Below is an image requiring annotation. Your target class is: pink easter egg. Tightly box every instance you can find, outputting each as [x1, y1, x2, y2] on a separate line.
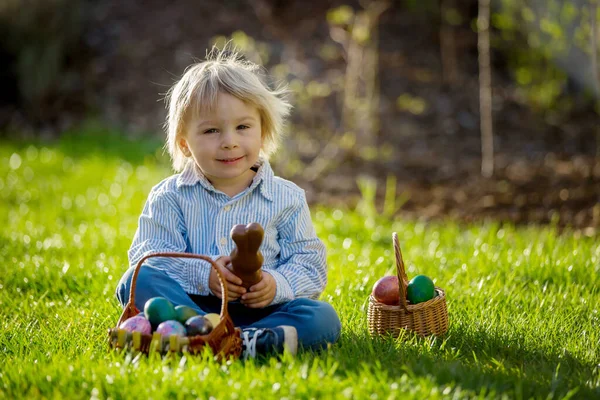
[155, 320, 186, 337]
[119, 315, 152, 335]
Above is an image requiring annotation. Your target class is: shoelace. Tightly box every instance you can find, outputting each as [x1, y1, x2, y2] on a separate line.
[241, 328, 264, 360]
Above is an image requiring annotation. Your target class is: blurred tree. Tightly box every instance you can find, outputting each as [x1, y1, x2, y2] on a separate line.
[479, 0, 494, 177]
[305, 0, 390, 180]
[490, 0, 599, 113]
[339, 0, 389, 155]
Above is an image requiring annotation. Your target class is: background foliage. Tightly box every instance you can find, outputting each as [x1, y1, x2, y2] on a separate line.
[1, 0, 598, 137]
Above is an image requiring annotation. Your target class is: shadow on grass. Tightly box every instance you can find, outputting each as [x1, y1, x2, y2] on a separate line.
[331, 323, 598, 399]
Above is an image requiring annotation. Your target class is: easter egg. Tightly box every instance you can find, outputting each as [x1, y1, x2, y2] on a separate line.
[203, 313, 221, 328]
[119, 315, 152, 335]
[372, 275, 400, 305]
[406, 275, 435, 304]
[174, 305, 198, 324]
[155, 320, 186, 337]
[184, 315, 213, 336]
[144, 297, 176, 327]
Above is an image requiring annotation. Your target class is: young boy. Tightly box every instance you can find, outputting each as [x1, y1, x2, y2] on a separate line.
[115, 48, 341, 359]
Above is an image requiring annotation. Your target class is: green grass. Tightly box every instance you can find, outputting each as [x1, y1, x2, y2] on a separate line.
[1, 130, 599, 399]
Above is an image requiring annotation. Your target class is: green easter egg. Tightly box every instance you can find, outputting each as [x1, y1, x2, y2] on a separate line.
[174, 305, 199, 324]
[406, 275, 435, 304]
[144, 297, 176, 326]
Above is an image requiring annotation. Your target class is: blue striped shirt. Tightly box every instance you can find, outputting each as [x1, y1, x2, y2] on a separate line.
[128, 159, 327, 305]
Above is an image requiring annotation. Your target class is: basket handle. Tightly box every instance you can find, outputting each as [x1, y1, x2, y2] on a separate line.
[393, 232, 410, 311]
[117, 252, 230, 326]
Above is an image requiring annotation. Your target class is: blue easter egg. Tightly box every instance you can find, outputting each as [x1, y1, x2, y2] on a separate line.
[155, 320, 186, 337]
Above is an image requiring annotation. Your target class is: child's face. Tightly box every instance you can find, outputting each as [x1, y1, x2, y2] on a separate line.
[180, 92, 263, 195]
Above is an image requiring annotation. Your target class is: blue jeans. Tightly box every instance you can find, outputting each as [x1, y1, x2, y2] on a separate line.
[115, 265, 341, 351]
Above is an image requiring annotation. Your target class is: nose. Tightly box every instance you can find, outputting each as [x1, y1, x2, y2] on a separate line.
[220, 129, 238, 149]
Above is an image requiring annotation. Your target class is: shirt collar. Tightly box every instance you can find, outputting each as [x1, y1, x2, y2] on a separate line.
[176, 159, 274, 201]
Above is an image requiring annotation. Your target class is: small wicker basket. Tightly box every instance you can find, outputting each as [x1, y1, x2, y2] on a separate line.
[108, 252, 242, 360]
[367, 233, 448, 338]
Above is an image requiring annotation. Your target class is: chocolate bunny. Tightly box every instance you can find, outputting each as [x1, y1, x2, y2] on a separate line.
[229, 222, 264, 288]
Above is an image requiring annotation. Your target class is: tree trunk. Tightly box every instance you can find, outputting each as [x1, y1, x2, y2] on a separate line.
[341, 0, 389, 154]
[478, 0, 494, 177]
[305, 0, 389, 180]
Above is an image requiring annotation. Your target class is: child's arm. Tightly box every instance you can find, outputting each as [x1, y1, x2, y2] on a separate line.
[128, 188, 224, 296]
[262, 191, 327, 305]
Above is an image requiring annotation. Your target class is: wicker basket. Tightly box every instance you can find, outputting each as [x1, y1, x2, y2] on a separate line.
[108, 252, 242, 360]
[367, 233, 449, 338]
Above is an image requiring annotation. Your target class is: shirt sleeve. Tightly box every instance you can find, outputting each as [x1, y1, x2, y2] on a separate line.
[127, 188, 218, 296]
[265, 191, 327, 305]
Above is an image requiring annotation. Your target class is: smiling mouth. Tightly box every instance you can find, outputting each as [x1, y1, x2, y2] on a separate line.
[217, 156, 244, 163]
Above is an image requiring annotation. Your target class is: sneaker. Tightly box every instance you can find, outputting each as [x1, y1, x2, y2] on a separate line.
[241, 326, 298, 360]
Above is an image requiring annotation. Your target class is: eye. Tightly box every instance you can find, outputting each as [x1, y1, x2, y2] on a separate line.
[203, 128, 218, 134]
[237, 125, 250, 130]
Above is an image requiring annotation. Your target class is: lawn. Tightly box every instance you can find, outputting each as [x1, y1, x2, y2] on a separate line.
[1, 128, 599, 399]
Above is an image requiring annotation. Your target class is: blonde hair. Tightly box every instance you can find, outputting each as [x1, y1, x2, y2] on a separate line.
[164, 47, 292, 172]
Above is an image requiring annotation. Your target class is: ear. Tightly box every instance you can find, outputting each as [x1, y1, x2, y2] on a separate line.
[179, 138, 191, 157]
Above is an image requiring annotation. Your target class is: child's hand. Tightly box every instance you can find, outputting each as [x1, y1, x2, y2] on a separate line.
[209, 256, 247, 302]
[241, 271, 276, 308]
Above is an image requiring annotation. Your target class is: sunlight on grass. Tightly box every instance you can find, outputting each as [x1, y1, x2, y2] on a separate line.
[0, 136, 599, 399]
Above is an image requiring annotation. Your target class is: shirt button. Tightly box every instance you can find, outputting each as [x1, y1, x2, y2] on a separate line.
[224, 205, 231, 211]
[220, 237, 227, 245]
